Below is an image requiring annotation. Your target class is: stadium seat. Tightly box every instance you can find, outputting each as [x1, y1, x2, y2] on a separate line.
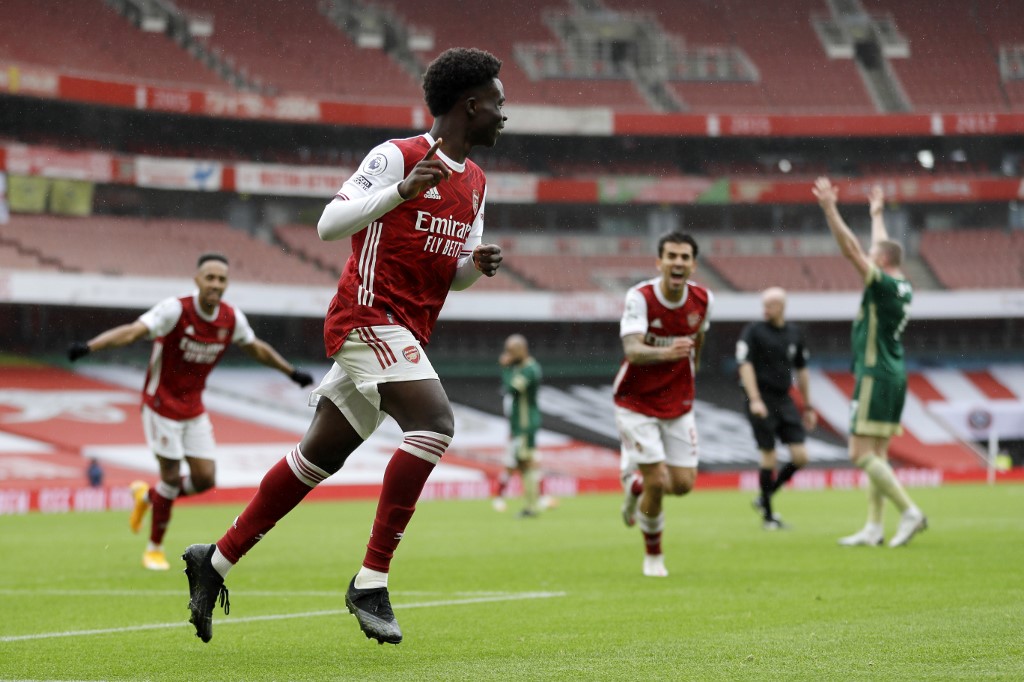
[173, 0, 423, 100]
[861, 0, 1008, 111]
[2, 215, 335, 285]
[920, 229, 1024, 289]
[0, 0, 226, 89]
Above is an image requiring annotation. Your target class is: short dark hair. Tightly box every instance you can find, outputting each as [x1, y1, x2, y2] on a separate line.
[197, 252, 229, 268]
[657, 232, 699, 259]
[422, 48, 502, 117]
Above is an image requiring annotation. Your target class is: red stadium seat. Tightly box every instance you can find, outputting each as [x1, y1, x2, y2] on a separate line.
[920, 229, 1024, 289]
[0, 0, 226, 89]
[861, 0, 1008, 111]
[2, 215, 336, 285]
[174, 0, 423, 100]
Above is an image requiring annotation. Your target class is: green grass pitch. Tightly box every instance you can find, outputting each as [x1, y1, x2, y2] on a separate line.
[2, 484, 1022, 681]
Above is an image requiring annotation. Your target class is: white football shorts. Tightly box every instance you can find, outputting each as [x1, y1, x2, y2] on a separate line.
[141, 405, 216, 461]
[312, 325, 439, 440]
[615, 405, 699, 471]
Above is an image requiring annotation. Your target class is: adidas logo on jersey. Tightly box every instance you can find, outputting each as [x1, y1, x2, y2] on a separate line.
[650, 318, 664, 329]
[423, 186, 442, 200]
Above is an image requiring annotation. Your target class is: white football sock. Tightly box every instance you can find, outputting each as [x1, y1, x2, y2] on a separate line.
[355, 566, 389, 590]
[211, 546, 234, 578]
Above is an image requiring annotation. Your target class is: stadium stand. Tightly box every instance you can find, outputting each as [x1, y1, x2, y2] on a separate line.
[274, 223, 350, 274]
[720, 0, 875, 112]
[0, 0, 225, 89]
[493, 249, 728, 293]
[504, 253, 594, 292]
[707, 254, 864, 292]
[173, 0, 423, 101]
[973, 0, 1024, 111]
[919, 228, 1024, 290]
[2, 215, 336, 285]
[394, 0, 654, 110]
[602, 0, 768, 112]
[3, 0, 1021, 115]
[0, 242, 59, 271]
[861, 0, 1007, 111]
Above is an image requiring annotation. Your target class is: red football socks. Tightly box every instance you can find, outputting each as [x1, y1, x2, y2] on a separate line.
[362, 448, 440, 573]
[216, 447, 327, 564]
[149, 483, 176, 545]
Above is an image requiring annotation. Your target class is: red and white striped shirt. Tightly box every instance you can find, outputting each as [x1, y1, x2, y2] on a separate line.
[321, 133, 487, 356]
[613, 278, 713, 419]
[138, 294, 255, 420]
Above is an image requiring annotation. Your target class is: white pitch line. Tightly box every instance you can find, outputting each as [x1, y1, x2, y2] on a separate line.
[0, 589, 527, 598]
[0, 591, 566, 643]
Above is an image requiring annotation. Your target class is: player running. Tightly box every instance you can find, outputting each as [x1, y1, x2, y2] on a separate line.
[68, 252, 313, 570]
[616, 232, 712, 577]
[181, 47, 506, 646]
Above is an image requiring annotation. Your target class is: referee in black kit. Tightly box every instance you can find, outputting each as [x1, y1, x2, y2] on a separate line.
[736, 287, 817, 530]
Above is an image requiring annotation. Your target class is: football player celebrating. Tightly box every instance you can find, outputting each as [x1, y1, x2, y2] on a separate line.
[68, 252, 313, 571]
[182, 47, 506, 646]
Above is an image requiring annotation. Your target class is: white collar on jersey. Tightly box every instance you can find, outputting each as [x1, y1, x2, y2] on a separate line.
[422, 133, 465, 173]
[192, 290, 220, 321]
[649, 277, 690, 310]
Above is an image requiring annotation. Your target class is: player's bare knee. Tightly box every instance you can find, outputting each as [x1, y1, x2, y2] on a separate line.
[670, 481, 694, 496]
[429, 410, 455, 438]
[299, 442, 347, 475]
[403, 407, 454, 438]
[191, 472, 216, 492]
[643, 475, 668, 497]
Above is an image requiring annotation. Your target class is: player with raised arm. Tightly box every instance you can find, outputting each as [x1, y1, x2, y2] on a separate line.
[181, 47, 506, 645]
[812, 179, 926, 548]
[616, 232, 712, 577]
[67, 253, 313, 570]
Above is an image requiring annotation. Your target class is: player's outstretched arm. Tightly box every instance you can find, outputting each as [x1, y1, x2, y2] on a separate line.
[68, 320, 149, 361]
[813, 177, 871, 279]
[868, 184, 890, 245]
[239, 339, 314, 387]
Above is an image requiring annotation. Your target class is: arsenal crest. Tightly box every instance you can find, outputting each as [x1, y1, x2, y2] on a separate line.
[472, 189, 480, 214]
[687, 313, 702, 328]
[402, 345, 421, 364]
[217, 328, 229, 341]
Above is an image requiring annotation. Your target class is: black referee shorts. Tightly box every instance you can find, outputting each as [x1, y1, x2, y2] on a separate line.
[746, 393, 806, 451]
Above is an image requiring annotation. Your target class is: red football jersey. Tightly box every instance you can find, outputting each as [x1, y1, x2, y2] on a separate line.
[323, 134, 486, 356]
[613, 279, 713, 419]
[142, 295, 237, 420]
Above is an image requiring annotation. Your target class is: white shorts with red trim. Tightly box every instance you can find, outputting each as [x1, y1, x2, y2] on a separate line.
[141, 405, 216, 461]
[615, 406, 699, 471]
[311, 325, 439, 440]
